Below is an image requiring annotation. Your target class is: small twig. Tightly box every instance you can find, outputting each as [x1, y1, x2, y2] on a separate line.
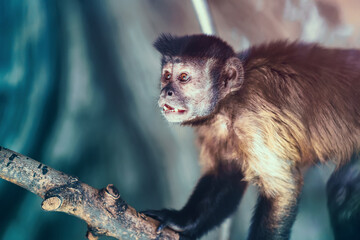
[0, 146, 180, 240]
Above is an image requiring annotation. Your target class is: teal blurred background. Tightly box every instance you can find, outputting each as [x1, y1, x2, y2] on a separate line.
[1, 0, 360, 239]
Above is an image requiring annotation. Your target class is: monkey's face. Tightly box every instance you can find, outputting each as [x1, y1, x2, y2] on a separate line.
[158, 59, 216, 123]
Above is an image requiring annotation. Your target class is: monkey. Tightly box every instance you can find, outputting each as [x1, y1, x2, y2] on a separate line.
[327, 154, 360, 240]
[142, 34, 360, 240]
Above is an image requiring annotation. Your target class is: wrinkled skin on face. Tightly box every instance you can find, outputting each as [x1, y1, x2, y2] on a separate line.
[158, 57, 217, 123]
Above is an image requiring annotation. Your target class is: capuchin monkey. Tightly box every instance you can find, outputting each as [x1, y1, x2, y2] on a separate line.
[142, 34, 360, 240]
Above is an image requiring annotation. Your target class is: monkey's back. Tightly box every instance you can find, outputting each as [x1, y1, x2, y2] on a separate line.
[239, 41, 360, 166]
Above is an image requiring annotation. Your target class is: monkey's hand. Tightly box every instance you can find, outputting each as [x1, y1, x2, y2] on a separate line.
[141, 168, 247, 239]
[141, 209, 194, 239]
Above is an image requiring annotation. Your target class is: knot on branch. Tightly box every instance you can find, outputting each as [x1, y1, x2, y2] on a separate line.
[105, 184, 120, 199]
[41, 179, 83, 213]
[100, 184, 128, 217]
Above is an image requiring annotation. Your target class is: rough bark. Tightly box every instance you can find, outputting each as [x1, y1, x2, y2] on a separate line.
[0, 146, 180, 240]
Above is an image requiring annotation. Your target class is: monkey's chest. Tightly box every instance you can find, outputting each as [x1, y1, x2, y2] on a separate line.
[196, 113, 297, 196]
[196, 116, 242, 170]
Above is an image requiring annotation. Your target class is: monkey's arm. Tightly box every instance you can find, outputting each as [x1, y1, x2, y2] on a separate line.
[142, 166, 247, 239]
[248, 173, 302, 240]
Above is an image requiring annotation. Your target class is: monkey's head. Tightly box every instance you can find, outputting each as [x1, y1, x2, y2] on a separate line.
[154, 34, 244, 124]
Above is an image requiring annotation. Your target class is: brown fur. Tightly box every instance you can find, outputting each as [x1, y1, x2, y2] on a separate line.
[193, 41, 360, 197]
[153, 35, 360, 238]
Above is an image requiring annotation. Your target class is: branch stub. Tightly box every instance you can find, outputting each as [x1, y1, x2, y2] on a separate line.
[105, 184, 120, 199]
[41, 196, 62, 211]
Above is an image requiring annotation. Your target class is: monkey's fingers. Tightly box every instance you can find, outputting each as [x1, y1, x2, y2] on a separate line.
[140, 210, 167, 222]
[141, 209, 187, 234]
[141, 210, 172, 234]
[156, 222, 168, 234]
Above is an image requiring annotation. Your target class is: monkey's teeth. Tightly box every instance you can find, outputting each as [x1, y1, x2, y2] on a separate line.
[163, 104, 185, 113]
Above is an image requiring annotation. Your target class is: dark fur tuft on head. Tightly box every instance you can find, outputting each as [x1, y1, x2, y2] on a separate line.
[154, 34, 235, 60]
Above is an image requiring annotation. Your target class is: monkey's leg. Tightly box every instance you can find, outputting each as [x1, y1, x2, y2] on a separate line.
[327, 154, 360, 240]
[142, 166, 247, 239]
[248, 178, 302, 240]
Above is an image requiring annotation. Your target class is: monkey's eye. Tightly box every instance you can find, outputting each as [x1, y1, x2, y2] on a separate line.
[164, 71, 172, 80]
[179, 73, 190, 82]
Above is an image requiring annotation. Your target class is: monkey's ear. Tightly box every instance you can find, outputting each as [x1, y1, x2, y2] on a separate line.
[223, 57, 244, 93]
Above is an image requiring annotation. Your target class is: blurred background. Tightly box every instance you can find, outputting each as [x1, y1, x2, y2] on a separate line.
[1, 0, 360, 239]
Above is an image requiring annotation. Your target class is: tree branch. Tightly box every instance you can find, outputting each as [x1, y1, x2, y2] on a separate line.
[0, 146, 180, 240]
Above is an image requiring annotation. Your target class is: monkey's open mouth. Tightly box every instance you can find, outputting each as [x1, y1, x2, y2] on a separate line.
[163, 104, 186, 114]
